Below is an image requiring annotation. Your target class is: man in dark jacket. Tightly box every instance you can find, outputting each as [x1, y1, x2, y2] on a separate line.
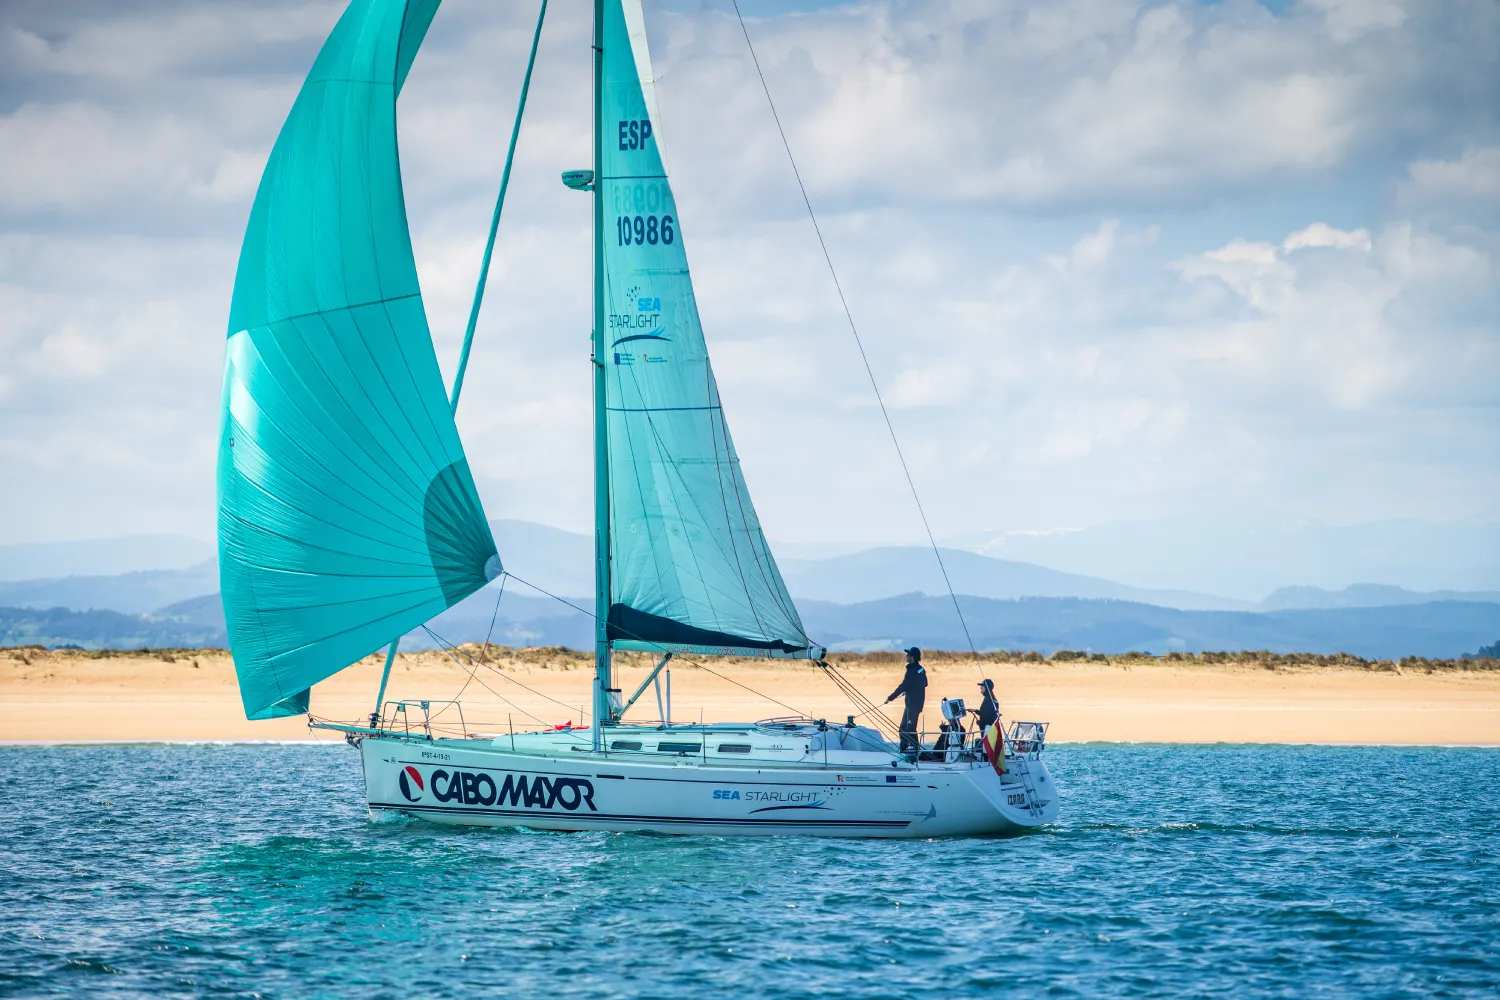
[885, 646, 928, 755]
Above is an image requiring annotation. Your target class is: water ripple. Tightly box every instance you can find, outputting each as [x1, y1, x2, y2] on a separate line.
[0, 743, 1496, 998]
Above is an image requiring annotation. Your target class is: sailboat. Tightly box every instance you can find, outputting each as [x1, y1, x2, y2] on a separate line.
[218, 0, 1059, 836]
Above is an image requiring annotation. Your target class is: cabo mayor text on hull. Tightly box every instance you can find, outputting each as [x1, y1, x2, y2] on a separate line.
[215, 0, 1059, 838]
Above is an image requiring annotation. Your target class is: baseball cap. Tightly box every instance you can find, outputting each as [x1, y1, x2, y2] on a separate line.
[904, 646, 921, 658]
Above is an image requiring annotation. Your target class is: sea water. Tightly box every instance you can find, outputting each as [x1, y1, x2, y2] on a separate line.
[1, 743, 1496, 999]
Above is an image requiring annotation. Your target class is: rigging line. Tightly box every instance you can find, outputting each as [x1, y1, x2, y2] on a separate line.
[500, 570, 809, 718]
[820, 661, 886, 721]
[815, 659, 897, 737]
[450, 0, 548, 410]
[480, 574, 508, 664]
[419, 623, 589, 724]
[673, 654, 807, 719]
[421, 631, 550, 730]
[624, 390, 807, 646]
[443, 575, 510, 709]
[422, 621, 585, 722]
[730, 1, 981, 665]
[703, 364, 812, 647]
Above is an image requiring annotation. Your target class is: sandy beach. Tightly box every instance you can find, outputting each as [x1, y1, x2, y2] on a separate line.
[2, 647, 1497, 744]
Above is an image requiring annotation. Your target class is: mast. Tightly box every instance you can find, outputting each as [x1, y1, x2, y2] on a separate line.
[590, 0, 612, 750]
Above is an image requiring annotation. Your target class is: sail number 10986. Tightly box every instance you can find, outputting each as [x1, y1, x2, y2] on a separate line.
[616, 214, 675, 246]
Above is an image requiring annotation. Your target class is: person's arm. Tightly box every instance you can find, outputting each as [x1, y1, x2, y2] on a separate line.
[885, 670, 911, 703]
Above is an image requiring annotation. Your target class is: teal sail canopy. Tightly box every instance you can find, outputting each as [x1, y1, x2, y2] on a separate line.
[219, 0, 498, 720]
[598, 0, 819, 659]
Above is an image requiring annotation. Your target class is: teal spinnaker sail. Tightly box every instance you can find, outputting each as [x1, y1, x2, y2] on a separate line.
[218, 0, 498, 719]
[599, 0, 818, 659]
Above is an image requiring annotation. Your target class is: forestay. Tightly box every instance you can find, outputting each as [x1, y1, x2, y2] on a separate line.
[218, 0, 498, 719]
[599, 0, 819, 659]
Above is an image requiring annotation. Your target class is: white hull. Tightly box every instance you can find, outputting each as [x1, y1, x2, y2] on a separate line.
[353, 723, 1058, 838]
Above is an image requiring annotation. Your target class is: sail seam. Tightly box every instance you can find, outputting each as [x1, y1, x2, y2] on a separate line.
[230, 329, 434, 523]
[706, 363, 812, 646]
[267, 590, 447, 663]
[605, 405, 720, 412]
[631, 392, 747, 630]
[235, 291, 421, 337]
[702, 364, 771, 642]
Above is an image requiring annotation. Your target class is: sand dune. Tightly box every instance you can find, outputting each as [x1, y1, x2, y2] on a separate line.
[2, 647, 1497, 745]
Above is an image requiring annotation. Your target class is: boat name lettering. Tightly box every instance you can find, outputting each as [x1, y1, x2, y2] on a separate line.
[429, 769, 597, 811]
[1007, 792, 1027, 807]
[420, 751, 450, 761]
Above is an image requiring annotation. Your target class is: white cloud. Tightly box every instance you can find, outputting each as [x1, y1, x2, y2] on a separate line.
[0, 0, 1495, 556]
[1402, 146, 1500, 208]
[1283, 222, 1372, 252]
[1304, 0, 1408, 44]
[646, 0, 1494, 211]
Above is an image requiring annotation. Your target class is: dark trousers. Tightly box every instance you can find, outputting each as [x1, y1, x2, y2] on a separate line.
[898, 697, 924, 754]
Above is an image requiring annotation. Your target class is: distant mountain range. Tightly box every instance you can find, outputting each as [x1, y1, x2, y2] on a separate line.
[946, 517, 1500, 599]
[3, 524, 1495, 616]
[780, 547, 1248, 610]
[0, 535, 213, 582]
[0, 599, 228, 650]
[1258, 583, 1500, 611]
[6, 591, 1497, 660]
[801, 595, 1500, 661]
[2, 521, 1497, 659]
[0, 561, 220, 615]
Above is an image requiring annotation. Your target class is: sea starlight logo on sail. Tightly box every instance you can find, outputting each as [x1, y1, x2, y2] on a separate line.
[610, 287, 670, 364]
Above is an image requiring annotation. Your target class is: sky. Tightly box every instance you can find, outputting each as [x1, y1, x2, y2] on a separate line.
[0, 0, 1496, 564]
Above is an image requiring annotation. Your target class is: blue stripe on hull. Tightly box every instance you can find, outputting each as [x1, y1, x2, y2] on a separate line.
[370, 801, 912, 829]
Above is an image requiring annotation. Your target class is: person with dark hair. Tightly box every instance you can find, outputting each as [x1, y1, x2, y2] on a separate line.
[919, 722, 955, 762]
[884, 646, 928, 755]
[976, 678, 1000, 731]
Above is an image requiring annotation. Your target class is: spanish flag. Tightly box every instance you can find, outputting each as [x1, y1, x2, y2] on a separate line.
[982, 718, 1007, 776]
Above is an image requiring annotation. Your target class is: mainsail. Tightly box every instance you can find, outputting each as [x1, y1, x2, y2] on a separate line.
[598, 0, 818, 658]
[219, 0, 498, 719]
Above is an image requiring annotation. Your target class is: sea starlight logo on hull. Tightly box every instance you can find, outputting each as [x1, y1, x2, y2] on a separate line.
[398, 765, 424, 802]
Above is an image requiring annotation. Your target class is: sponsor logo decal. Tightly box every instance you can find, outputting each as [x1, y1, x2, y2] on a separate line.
[423, 768, 598, 812]
[712, 788, 830, 812]
[398, 765, 424, 802]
